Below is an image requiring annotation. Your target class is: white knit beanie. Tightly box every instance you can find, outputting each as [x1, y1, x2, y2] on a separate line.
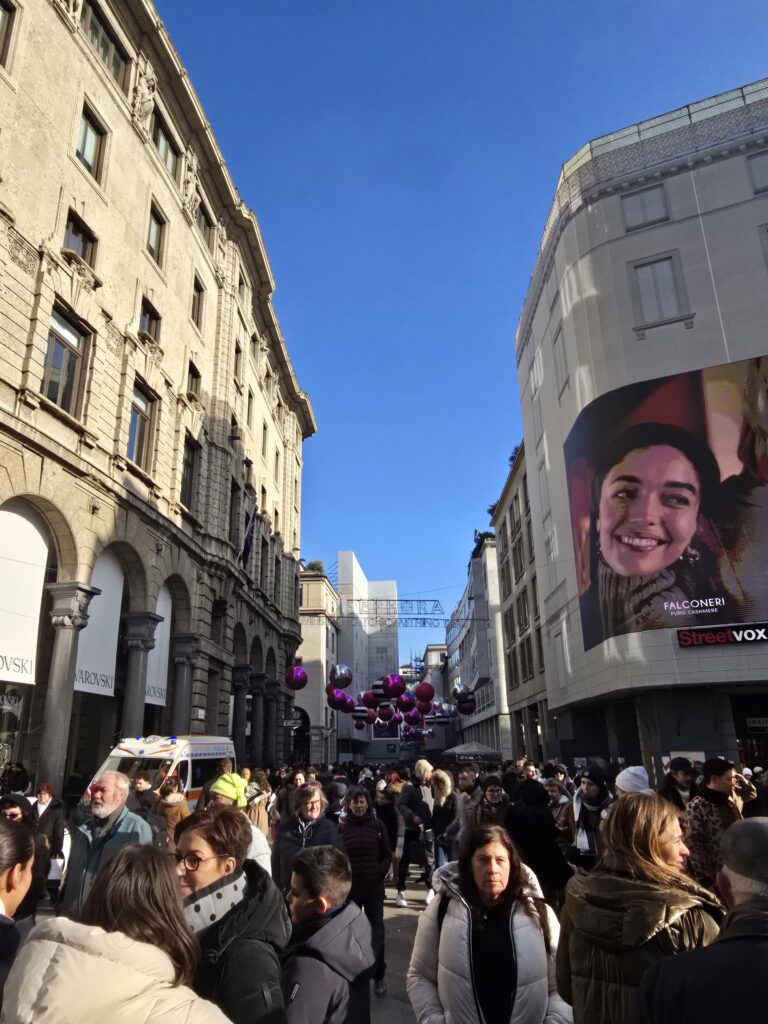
[615, 765, 654, 794]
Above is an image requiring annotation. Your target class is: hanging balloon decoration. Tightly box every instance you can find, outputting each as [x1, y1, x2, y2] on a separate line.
[354, 720, 366, 731]
[365, 709, 378, 725]
[392, 710, 404, 725]
[415, 681, 435, 703]
[333, 665, 353, 688]
[361, 691, 377, 710]
[416, 700, 433, 716]
[326, 682, 336, 697]
[342, 694, 356, 713]
[377, 702, 394, 722]
[396, 692, 416, 712]
[382, 673, 406, 699]
[371, 678, 387, 702]
[404, 708, 422, 727]
[457, 694, 477, 715]
[286, 666, 308, 690]
[352, 705, 369, 724]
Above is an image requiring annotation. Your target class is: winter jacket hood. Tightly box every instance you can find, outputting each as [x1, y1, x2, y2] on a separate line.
[564, 868, 721, 952]
[159, 792, 186, 807]
[200, 858, 290, 955]
[283, 902, 374, 984]
[2, 917, 229, 1023]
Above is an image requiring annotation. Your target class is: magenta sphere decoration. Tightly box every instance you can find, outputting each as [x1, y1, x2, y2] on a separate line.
[329, 688, 347, 710]
[404, 708, 422, 726]
[325, 682, 336, 697]
[392, 710, 403, 725]
[354, 720, 366, 731]
[342, 695, 355, 713]
[382, 673, 406, 699]
[286, 666, 308, 691]
[415, 681, 435, 703]
[365, 708, 378, 725]
[333, 664, 353, 688]
[361, 691, 377, 710]
[396, 693, 416, 712]
[378, 703, 394, 722]
[416, 700, 433, 716]
[457, 695, 477, 715]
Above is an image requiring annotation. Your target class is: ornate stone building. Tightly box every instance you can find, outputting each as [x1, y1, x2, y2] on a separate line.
[0, 0, 315, 794]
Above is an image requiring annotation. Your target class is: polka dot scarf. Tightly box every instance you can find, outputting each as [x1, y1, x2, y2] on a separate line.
[183, 869, 247, 934]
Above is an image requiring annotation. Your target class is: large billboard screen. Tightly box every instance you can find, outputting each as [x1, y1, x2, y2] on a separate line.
[565, 355, 768, 650]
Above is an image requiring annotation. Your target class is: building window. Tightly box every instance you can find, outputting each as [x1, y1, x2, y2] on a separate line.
[500, 559, 511, 599]
[527, 516, 534, 561]
[532, 391, 543, 442]
[139, 297, 160, 341]
[260, 485, 267, 513]
[127, 381, 155, 470]
[544, 263, 558, 309]
[274, 508, 280, 534]
[512, 537, 524, 582]
[180, 434, 199, 510]
[186, 361, 200, 397]
[520, 635, 534, 680]
[42, 310, 86, 414]
[507, 649, 519, 689]
[538, 461, 551, 518]
[621, 184, 668, 231]
[238, 272, 246, 303]
[233, 341, 243, 382]
[273, 556, 282, 603]
[260, 537, 269, 592]
[552, 327, 568, 395]
[152, 110, 179, 179]
[63, 209, 97, 267]
[229, 479, 240, 547]
[247, 389, 254, 428]
[274, 448, 280, 483]
[0, 1, 16, 68]
[76, 106, 106, 180]
[195, 199, 213, 247]
[516, 588, 529, 633]
[191, 275, 204, 328]
[748, 152, 768, 193]
[261, 422, 268, 459]
[522, 473, 529, 513]
[147, 203, 166, 266]
[80, 0, 128, 90]
[531, 575, 539, 618]
[510, 494, 521, 534]
[536, 626, 544, 673]
[632, 254, 685, 325]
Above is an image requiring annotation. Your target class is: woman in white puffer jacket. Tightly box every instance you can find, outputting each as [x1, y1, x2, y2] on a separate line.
[407, 824, 572, 1024]
[1, 844, 229, 1024]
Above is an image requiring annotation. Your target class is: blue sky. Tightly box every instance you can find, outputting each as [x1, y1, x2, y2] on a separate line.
[156, 0, 768, 661]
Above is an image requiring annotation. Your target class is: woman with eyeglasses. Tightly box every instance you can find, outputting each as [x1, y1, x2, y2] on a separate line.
[271, 783, 345, 893]
[3, 843, 229, 1022]
[0, 797, 48, 922]
[174, 806, 290, 1024]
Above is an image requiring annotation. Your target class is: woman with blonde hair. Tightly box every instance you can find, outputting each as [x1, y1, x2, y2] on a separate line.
[271, 783, 343, 891]
[556, 792, 723, 1024]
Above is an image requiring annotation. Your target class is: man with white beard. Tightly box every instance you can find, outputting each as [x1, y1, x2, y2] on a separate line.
[58, 771, 152, 918]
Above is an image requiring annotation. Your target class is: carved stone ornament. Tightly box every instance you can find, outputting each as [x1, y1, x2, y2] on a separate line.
[124, 611, 162, 652]
[214, 221, 228, 287]
[182, 148, 201, 220]
[132, 55, 157, 139]
[8, 229, 38, 276]
[47, 582, 100, 631]
[52, 0, 82, 28]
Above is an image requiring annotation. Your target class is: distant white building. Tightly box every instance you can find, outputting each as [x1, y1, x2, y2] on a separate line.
[296, 567, 340, 765]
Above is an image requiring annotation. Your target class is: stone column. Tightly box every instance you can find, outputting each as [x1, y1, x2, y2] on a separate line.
[265, 683, 278, 766]
[120, 612, 163, 738]
[231, 664, 251, 764]
[170, 634, 198, 735]
[37, 582, 101, 796]
[249, 674, 266, 766]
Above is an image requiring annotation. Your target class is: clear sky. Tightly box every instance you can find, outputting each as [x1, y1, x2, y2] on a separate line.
[155, 0, 768, 662]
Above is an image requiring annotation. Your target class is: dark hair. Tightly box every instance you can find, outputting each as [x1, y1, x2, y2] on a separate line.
[592, 422, 721, 518]
[480, 775, 503, 793]
[158, 777, 179, 798]
[288, 769, 306, 787]
[517, 779, 549, 809]
[80, 844, 199, 986]
[344, 785, 372, 812]
[703, 757, 735, 782]
[459, 764, 479, 776]
[458, 825, 526, 910]
[0, 817, 35, 874]
[218, 758, 233, 772]
[292, 845, 352, 908]
[174, 806, 251, 869]
[135, 772, 152, 785]
[0, 797, 35, 829]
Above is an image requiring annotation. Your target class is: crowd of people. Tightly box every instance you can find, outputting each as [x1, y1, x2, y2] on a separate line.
[0, 752, 762, 1022]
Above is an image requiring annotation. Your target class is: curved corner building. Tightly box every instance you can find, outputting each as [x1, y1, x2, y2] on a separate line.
[516, 78, 768, 775]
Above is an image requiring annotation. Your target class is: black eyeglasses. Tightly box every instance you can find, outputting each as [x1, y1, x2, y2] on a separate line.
[169, 851, 231, 871]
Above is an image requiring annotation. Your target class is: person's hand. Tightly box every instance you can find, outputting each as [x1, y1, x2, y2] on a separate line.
[412, 815, 422, 827]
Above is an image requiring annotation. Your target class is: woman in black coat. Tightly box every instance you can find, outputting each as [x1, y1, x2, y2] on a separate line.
[505, 779, 573, 910]
[32, 784, 65, 858]
[339, 786, 391, 997]
[271, 783, 343, 892]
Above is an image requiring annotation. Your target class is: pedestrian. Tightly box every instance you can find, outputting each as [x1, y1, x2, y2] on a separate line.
[683, 755, 758, 890]
[281, 845, 375, 1024]
[556, 793, 722, 1024]
[245, 769, 273, 836]
[272, 784, 343, 892]
[207, 773, 272, 874]
[175, 806, 290, 1024]
[153, 775, 190, 851]
[127, 772, 157, 814]
[543, 779, 571, 858]
[326, 780, 347, 827]
[0, 798, 48, 922]
[407, 824, 572, 1024]
[474, 775, 510, 828]
[195, 758, 234, 811]
[553, 766, 575, 797]
[339, 785, 390, 997]
[613, 765, 655, 797]
[396, 759, 434, 908]
[274, 770, 306, 823]
[564, 764, 612, 870]
[374, 773, 402, 882]
[636, 816, 768, 1024]
[32, 783, 65, 859]
[4, 843, 229, 1023]
[657, 756, 698, 813]
[57, 771, 152, 919]
[0, 817, 34, 1009]
[430, 768, 460, 869]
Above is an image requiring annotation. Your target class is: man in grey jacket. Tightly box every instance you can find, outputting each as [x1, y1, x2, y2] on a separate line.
[59, 771, 152, 918]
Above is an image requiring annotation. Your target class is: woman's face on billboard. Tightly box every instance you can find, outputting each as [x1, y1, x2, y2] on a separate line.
[597, 444, 701, 576]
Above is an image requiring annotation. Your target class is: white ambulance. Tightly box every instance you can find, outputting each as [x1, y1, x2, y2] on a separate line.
[93, 735, 236, 805]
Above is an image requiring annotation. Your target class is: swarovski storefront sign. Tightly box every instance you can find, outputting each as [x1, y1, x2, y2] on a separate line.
[0, 510, 49, 686]
[74, 549, 123, 696]
[145, 583, 171, 706]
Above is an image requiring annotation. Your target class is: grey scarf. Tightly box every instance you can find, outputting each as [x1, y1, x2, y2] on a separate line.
[183, 869, 246, 935]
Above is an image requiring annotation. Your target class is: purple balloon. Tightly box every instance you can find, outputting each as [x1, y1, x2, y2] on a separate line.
[396, 693, 416, 712]
[392, 710, 403, 725]
[383, 672, 406, 699]
[404, 708, 421, 726]
[286, 666, 308, 690]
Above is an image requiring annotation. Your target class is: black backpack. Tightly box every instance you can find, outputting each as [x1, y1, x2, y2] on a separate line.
[134, 807, 168, 850]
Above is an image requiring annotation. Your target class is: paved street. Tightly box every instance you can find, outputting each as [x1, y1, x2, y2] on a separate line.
[372, 877, 423, 1024]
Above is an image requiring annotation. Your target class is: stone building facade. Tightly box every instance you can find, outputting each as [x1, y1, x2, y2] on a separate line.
[0, 0, 315, 794]
[491, 444, 558, 762]
[296, 568, 340, 766]
[516, 77, 768, 776]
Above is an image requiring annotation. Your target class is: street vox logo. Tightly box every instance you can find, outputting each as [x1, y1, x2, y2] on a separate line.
[677, 624, 768, 647]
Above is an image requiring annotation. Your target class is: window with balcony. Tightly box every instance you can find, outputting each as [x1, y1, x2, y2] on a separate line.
[80, 0, 128, 90]
[621, 184, 669, 230]
[186, 361, 200, 398]
[127, 381, 155, 470]
[76, 106, 106, 180]
[42, 310, 87, 415]
[63, 209, 97, 267]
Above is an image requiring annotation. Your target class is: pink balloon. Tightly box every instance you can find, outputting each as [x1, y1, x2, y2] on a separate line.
[378, 703, 394, 721]
[365, 709, 377, 725]
[415, 681, 435, 702]
[383, 673, 406, 698]
[416, 700, 433, 716]
[362, 691, 377, 709]
[286, 666, 308, 690]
